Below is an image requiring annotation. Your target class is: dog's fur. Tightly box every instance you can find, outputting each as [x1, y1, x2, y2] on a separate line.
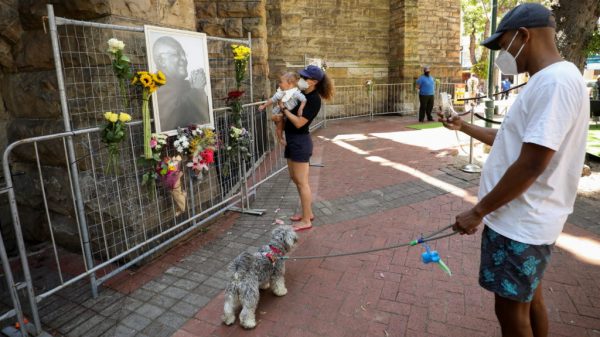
[222, 225, 298, 329]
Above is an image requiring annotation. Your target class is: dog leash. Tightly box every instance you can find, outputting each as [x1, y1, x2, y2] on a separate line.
[282, 224, 457, 261]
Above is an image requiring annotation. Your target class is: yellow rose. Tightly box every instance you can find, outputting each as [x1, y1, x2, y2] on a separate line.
[109, 113, 119, 123]
[119, 113, 132, 123]
[104, 111, 113, 121]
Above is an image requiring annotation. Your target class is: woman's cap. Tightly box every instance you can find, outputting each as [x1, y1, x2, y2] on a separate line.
[299, 65, 324, 81]
[481, 3, 555, 51]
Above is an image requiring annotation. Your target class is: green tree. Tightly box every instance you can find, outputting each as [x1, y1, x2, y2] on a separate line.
[461, 0, 546, 79]
[462, 0, 600, 72]
[551, 0, 600, 70]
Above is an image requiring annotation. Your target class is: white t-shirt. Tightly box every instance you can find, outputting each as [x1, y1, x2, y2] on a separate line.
[479, 61, 589, 245]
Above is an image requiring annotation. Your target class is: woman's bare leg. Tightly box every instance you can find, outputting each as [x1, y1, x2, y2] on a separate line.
[288, 159, 313, 230]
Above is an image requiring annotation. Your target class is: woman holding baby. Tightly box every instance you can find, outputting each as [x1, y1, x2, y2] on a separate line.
[274, 65, 334, 231]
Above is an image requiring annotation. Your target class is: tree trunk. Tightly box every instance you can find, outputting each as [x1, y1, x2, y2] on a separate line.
[469, 28, 478, 65]
[479, 19, 490, 65]
[552, 0, 600, 70]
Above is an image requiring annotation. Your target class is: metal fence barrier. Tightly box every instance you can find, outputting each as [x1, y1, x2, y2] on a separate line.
[0, 5, 463, 336]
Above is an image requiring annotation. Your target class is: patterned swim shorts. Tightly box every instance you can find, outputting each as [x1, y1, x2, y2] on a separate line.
[479, 225, 554, 302]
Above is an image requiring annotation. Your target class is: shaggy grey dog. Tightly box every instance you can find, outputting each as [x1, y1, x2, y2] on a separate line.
[222, 225, 298, 329]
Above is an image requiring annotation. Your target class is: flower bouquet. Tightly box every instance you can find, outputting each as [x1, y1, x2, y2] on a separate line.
[227, 125, 252, 162]
[131, 70, 167, 159]
[101, 111, 131, 175]
[231, 44, 251, 90]
[186, 126, 217, 179]
[173, 126, 217, 180]
[157, 155, 186, 216]
[141, 133, 167, 199]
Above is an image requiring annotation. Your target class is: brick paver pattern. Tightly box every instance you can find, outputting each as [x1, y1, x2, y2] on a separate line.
[32, 117, 600, 337]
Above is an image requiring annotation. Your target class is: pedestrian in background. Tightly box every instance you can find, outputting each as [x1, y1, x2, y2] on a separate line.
[416, 66, 435, 122]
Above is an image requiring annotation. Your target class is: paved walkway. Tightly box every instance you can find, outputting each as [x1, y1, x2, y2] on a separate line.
[36, 116, 600, 337]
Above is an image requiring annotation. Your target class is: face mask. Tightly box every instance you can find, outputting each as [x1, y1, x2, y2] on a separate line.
[298, 78, 309, 90]
[495, 31, 526, 75]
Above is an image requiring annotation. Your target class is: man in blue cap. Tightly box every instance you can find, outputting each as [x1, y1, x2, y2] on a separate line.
[439, 3, 589, 337]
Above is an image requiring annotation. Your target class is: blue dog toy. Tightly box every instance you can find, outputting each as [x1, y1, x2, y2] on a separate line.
[421, 244, 452, 276]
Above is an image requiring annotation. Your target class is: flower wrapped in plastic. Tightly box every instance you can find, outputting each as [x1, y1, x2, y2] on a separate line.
[186, 126, 217, 179]
[141, 133, 168, 199]
[157, 155, 186, 215]
[107, 38, 132, 108]
[131, 70, 167, 159]
[227, 125, 252, 158]
[230, 44, 251, 90]
[101, 111, 131, 175]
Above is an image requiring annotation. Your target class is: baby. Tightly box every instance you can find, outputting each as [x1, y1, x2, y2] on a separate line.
[259, 72, 306, 145]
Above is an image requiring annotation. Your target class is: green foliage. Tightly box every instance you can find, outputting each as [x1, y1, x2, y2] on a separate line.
[471, 58, 489, 80]
[584, 29, 600, 57]
[461, 0, 546, 64]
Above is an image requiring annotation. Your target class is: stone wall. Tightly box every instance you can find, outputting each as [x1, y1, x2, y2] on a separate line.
[266, 0, 392, 86]
[196, 0, 271, 100]
[390, 0, 462, 82]
[197, 0, 461, 88]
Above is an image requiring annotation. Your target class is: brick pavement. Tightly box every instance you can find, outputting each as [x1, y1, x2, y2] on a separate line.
[29, 116, 600, 337]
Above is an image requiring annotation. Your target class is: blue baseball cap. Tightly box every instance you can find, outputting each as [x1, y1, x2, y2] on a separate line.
[481, 3, 556, 51]
[299, 65, 324, 81]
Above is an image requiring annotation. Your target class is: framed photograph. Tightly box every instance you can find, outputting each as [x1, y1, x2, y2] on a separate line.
[144, 25, 214, 135]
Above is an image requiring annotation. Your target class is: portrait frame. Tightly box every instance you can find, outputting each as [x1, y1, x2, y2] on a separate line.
[144, 25, 214, 136]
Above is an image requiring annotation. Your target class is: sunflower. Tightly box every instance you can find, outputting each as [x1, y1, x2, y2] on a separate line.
[148, 83, 157, 94]
[152, 70, 167, 85]
[139, 74, 153, 88]
[131, 76, 139, 85]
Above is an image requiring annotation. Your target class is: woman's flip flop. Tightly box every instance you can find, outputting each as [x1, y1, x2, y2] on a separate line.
[290, 214, 315, 222]
[293, 223, 313, 231]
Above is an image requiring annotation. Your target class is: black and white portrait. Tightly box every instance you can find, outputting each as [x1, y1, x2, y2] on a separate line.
[144, 25, 214, 135]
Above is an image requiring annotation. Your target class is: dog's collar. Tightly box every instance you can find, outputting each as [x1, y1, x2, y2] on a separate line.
[265, 245, 283, 264]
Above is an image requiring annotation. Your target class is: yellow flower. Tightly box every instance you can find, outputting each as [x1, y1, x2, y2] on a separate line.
[118, 113, 132, 123]
[137, 71, 149, 76]
[131, 76, 139, 85]
[204, 129, 214, 139]
[104, 111, 113, 121]
[148, 83, 157, 94]
[168, 164, 177, 172]
[140, 74, 153, 88]
[152, 71, 167, 85]
[108, 113, 119, 123]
